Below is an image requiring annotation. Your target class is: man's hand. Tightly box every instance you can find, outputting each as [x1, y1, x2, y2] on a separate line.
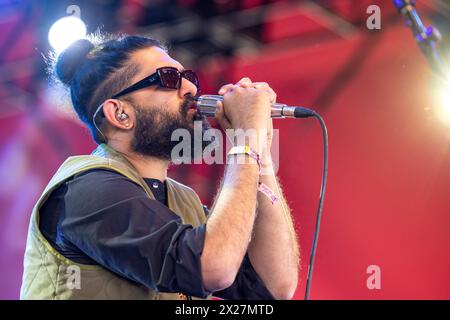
[216, 77, 277, 164]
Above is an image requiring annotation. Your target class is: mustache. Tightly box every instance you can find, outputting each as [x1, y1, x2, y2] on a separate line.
[180, 95, 195, 114]
[181, 94, 205, 121]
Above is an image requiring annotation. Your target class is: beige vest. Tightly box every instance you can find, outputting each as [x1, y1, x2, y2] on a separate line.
[20, 144, 208, 300]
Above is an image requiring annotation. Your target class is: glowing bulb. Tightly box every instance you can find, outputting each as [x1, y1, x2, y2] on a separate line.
[48, 16, 86, 53]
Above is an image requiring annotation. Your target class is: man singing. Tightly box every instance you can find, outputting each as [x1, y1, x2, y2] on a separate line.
[20, 34, 299, 300]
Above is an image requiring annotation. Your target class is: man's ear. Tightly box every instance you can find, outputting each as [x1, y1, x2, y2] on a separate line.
[102, 99, 134, 130]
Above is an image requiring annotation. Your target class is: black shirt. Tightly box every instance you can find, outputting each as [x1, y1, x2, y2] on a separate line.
[39, 169, 274, 299]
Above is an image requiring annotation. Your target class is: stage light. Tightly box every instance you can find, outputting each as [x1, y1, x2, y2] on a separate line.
[434, 75, 450, 127]
[48, 16, 86, 54]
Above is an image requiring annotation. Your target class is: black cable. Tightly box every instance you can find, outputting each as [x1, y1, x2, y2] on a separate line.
[304, 112, 328, 300]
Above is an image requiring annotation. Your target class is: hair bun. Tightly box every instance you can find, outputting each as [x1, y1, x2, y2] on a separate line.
[55, 39, 94, 85]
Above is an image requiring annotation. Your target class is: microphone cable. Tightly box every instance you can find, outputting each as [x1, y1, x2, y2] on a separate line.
[303, 111, 328, 300]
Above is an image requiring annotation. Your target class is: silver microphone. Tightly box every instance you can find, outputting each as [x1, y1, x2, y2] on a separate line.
[194, 95, 315, 118]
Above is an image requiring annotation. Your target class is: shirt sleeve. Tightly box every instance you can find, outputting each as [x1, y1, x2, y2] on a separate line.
[59, 169, 211, 298]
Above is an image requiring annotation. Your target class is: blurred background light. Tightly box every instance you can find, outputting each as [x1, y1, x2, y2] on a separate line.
[1, 0, 450, 300]
[48, 16, 86, 53]
[433, 73, 450, 127]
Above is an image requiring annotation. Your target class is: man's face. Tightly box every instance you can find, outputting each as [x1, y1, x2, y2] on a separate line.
[124, 47, 211, 160]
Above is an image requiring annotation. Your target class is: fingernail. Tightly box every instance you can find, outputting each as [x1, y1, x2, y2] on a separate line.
[219, 89, 224, 94]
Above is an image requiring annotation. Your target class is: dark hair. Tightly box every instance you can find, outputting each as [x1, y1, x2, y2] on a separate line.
[52, 34, 165, 144]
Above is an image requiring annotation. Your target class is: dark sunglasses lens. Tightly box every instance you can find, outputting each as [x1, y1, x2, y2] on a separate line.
[159, 68, 180, 89]
[183, 70, 200, 89]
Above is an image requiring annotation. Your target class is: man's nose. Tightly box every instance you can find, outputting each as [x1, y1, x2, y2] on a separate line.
[178, 77, 198, 98]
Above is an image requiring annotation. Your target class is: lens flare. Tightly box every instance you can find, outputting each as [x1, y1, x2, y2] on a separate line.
[434, 76, 450, 127]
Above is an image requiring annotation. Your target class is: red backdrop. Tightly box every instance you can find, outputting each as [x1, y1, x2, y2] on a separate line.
[0, 0, 449, 299]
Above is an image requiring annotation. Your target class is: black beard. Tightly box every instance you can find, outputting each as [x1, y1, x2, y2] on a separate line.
[131, 97, 212, 161]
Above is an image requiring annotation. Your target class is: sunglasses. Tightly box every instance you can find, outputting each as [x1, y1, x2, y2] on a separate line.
[112, 66, 200, 99]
